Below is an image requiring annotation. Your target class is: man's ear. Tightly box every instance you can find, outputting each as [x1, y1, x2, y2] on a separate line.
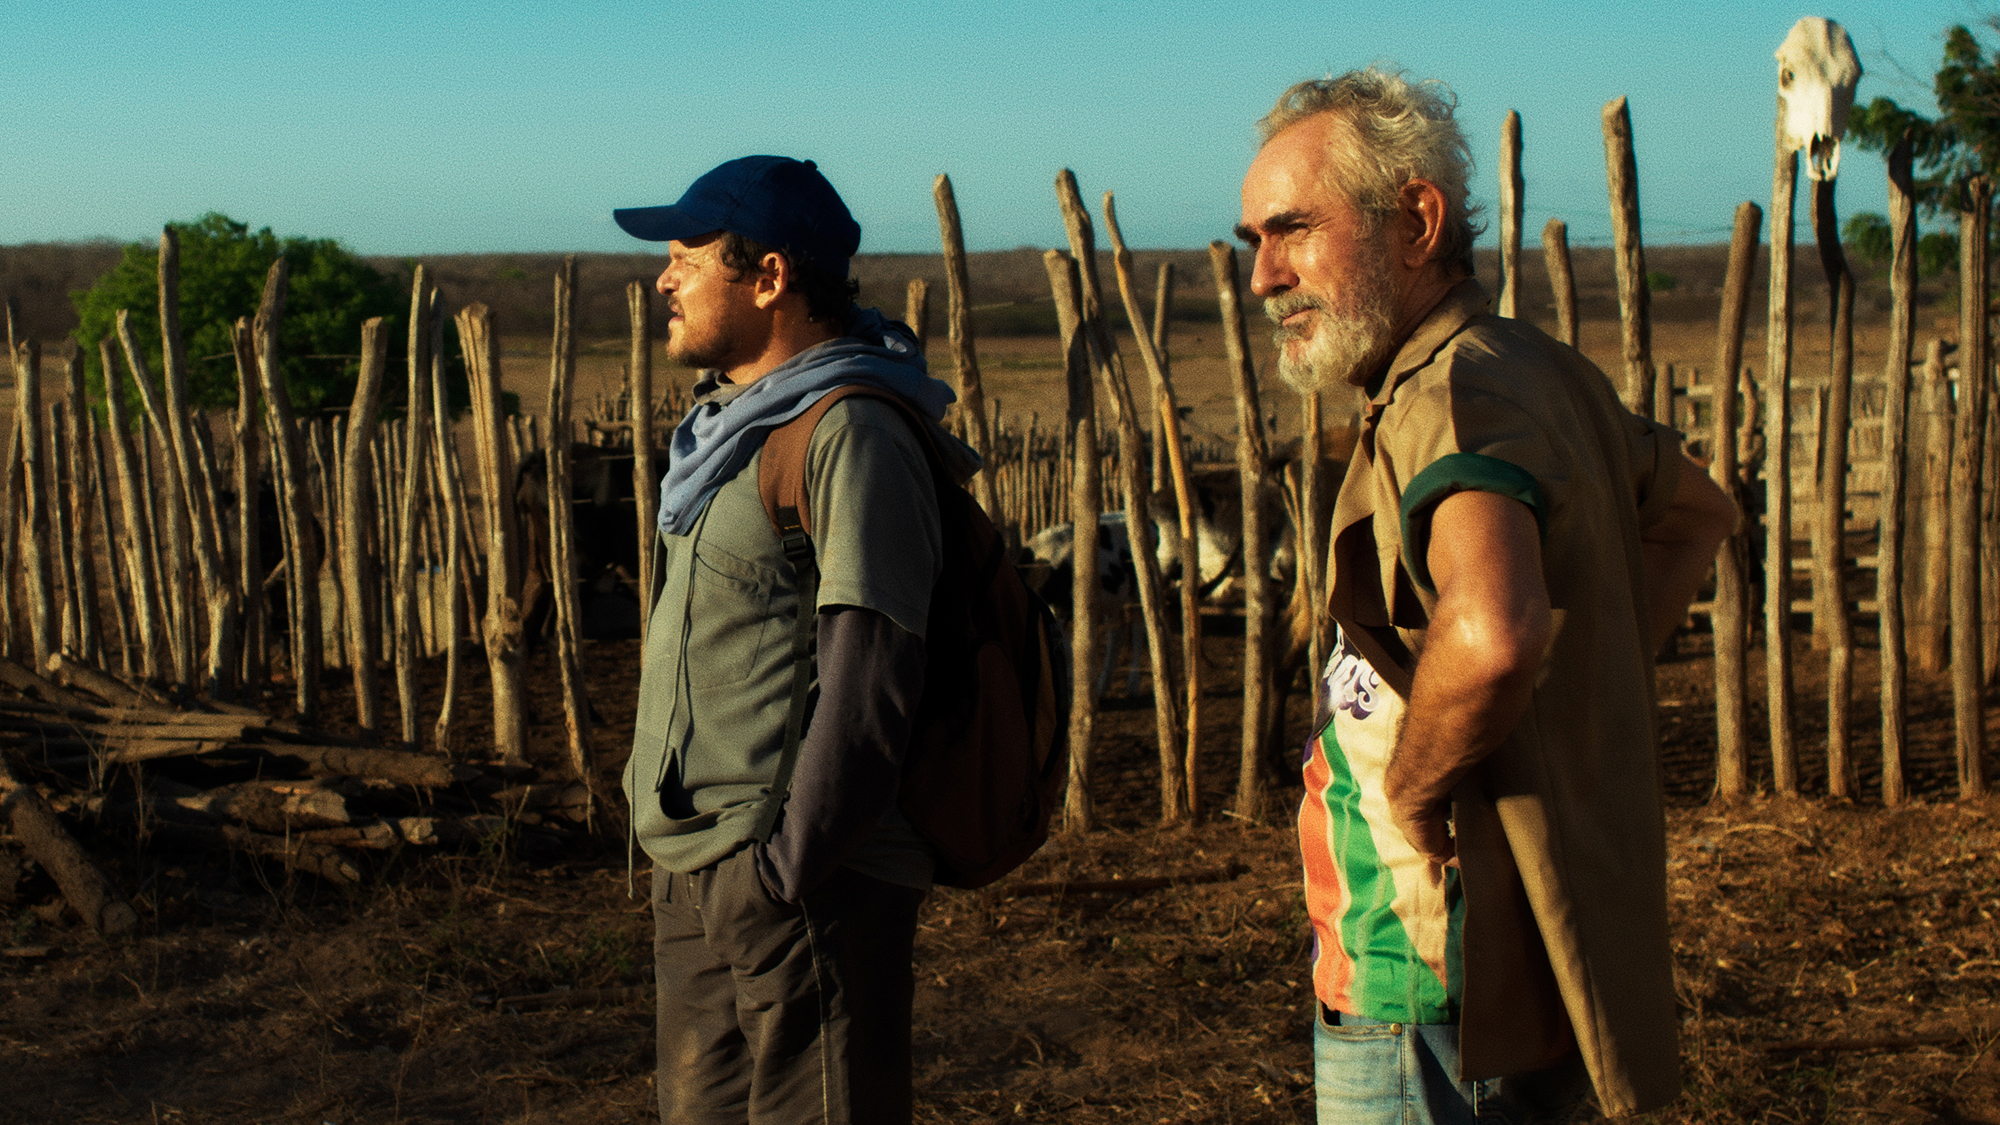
[1393, 179, 1451, 270]
[750, 250, 790, 310]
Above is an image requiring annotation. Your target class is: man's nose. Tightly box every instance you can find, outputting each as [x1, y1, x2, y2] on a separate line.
[655, 266, 673, 296]
[1248, 244, 1289, 299]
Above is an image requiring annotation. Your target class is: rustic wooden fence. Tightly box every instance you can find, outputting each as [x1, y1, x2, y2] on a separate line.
[0, 105, 1987, 885]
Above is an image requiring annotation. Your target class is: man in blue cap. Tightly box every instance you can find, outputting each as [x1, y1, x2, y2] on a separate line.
[616, 156, 972, 1124]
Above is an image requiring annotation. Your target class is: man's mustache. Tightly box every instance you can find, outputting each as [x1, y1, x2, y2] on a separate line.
[1265, 292, 1323, 331]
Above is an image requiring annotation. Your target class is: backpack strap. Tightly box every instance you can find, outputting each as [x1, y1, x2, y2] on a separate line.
[748, 384, 937, 844]
[756, 384, 933, 539]
[750, 497, 818, 844]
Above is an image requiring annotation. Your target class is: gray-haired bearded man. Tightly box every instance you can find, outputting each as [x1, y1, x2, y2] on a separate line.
[1236, 69, 1734, 1122]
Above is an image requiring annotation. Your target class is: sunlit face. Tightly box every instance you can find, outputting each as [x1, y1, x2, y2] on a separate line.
[655, 233, 761, 372]
[1237, 114, 1401, 391]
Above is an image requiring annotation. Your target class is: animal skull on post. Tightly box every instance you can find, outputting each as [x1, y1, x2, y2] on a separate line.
[1775, 16, 1862, 181]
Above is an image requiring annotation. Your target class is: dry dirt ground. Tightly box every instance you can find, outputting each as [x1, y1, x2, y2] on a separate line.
[9, 625, 2000, 1125]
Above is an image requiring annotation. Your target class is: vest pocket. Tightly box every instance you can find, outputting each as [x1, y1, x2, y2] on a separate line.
[685, 543, 778, 688]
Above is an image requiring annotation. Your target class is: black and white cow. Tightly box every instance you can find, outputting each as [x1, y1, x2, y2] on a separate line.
[1020, 513, 1147, 698]
[1031, 437, 1351, 779]
[1146, 469, 1295, 602]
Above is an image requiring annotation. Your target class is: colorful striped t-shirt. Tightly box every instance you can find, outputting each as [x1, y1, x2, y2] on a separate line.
[1297, 625, 1463, 1024]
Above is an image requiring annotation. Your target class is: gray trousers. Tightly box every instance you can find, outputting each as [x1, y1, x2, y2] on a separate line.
[652, 848, 924, 1125]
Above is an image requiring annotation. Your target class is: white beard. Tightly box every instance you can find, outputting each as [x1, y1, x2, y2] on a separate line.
[1268, 249, 1399, 392]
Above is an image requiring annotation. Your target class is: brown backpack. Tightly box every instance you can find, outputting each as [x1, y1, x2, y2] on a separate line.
[748, 386, 1070, 889]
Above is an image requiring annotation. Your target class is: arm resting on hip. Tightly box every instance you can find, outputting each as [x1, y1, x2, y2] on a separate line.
[1640, 447, 1739, 652]
[1383, 490, 1551, 868]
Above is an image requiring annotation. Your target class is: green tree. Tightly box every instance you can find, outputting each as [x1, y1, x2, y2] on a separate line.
[1850, 20, 2000, 220]
[1843, 212, 1893, 265]
[1842, 213, 1963, 277]
[1921, 230, 1962, 276]
[71, 213, 402, 413]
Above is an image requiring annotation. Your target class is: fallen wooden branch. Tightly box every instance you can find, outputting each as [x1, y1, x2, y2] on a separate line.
[100, 739, 232, 764]
[493, 985, 648, 1012]
[1003, 863, 1247, 898]
[294, 822, 399, 850]
[253, 743, 476, 787]
[169, 781, 355, 832]
[0, 660, 92, 711]
[217, 825, 362, 885]
[0, 716, 258, 741]
[44, 653, 173, 710]
[0, 694, 262, 732]
[0, 762, 137, 934]
[143, 822, 365, 886]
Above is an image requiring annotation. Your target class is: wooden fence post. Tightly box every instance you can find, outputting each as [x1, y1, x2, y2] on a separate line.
[48, 399, 77, 660]
[1044, 250, 1099, 833]
[394, 272, 432, 748]
[1146, 255, 1204, 815]
[115, 311, 194, 689]
[1878, 133, 1917, 806]
[1811, 175, 1857, 797]
[1498, 110, 1524, 319]
[1765, 148, 1800, 796]
[1209, 240, 1273, 823]
[86, 408, 132, 677]
[162, 231, 242, 692]
[1952, 175, 1993, 799]
[340, 319, 389, 737]
[99, 338, 161, 682]
[138, 422, 169, 670]
[328, 428, 349, 668]
[231, 322, 265, 694]
[1915, 339, 1952, 676]
[60, 351, 101, 667]
[370, 427, 394, 662]
[457, 303, 529, 770]
[904, 278, 930, 355]
[1542, 219, 1579, 349]
[1058, 177, 1178, 827]
[0, 407, 16, 662]
[312, 419, 344, 673]
[1150, 262, 1174, 485]
[253, 260, 319, 725]
[628, 281, 658, 648]
[1101, 191, 1190, 824]
[426, 295, 466, 755]
[1602, 97, 1655, 418]
[1712, 201, 1761, 799]
[933, 175, 1002, 522]
[157, 230, 240, 698]
[548, 257, 592, 796]
[1299, 389, 1326, 681]
[11, 331, 55, 670]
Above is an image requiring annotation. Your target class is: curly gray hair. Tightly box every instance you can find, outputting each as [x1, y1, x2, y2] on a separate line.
[1259, 67, 1484, 273]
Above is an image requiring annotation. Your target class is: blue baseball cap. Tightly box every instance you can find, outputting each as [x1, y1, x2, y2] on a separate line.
[614, 155, 861, 281]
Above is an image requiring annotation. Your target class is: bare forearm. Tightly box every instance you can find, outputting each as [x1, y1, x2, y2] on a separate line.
[1384, 610, 1545, 838]
[1385, 490, 1551, 864]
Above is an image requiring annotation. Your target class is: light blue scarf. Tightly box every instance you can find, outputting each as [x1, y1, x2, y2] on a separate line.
[656, 308, 957, 537]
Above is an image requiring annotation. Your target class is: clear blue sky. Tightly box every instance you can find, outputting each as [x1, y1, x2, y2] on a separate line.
[3, 0, 1985, 256]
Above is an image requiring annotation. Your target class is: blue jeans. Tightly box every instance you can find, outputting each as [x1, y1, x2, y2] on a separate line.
[1313, 1006, 1573, 1125]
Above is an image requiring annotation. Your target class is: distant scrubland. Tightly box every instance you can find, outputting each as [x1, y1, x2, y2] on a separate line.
[0, 237, 1924, 349]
